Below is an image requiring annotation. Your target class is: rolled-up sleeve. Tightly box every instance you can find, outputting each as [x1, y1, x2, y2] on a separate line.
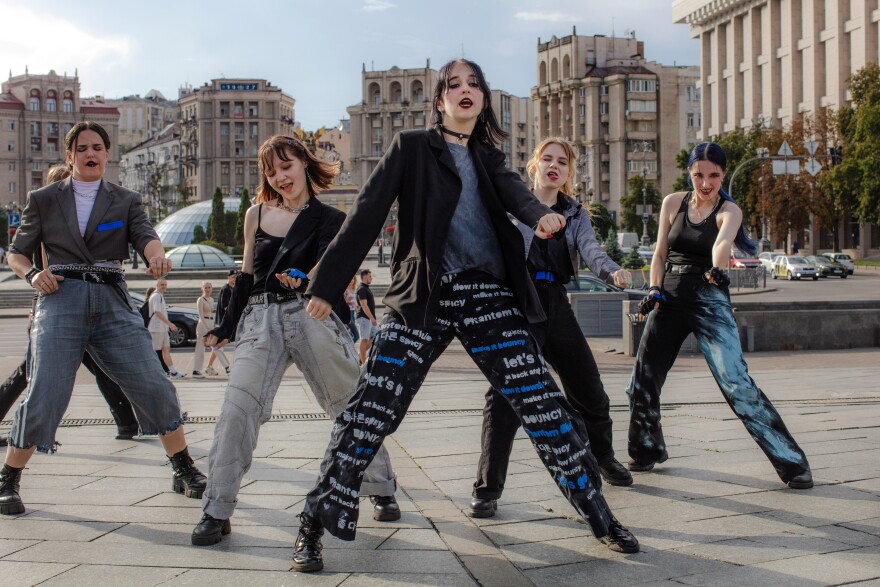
[9, 192, 42, 259]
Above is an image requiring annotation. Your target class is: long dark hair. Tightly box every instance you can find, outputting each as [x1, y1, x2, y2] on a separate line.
[430, 59, 508, 147]
[687, 142, 757, 256]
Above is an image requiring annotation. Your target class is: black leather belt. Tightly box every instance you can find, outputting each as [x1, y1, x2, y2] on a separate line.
[54, 269, 124, 284]
[665, 263, 709, 275]
[247, 291, 301, 305]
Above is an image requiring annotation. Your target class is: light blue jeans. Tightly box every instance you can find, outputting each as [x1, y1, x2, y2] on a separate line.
[9, 279, 184, 452]
[202, 299, 397, 521]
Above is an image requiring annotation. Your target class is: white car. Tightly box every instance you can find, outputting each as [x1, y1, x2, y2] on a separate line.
[758, 251, 784, 271]
[771, 256, 818, 281]
[821, 252, 855, 275]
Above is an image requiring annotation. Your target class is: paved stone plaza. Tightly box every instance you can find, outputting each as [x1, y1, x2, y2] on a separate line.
[0, 333, 877, 586]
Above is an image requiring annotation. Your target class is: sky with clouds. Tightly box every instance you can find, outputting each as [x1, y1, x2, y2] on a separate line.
[1, 0, 699, 129]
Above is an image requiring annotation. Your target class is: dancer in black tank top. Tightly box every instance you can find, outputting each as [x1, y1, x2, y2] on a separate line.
[626, 142, 812, 490]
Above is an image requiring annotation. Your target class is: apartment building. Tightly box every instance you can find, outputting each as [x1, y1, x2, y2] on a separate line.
[0, 69, 120, 208]
[118, 123, 182, 221]
[532, 29, 700, 220]
[107, 90, 179, 152]
[672, 0, 878, 254]
[177, 78, 295, 202]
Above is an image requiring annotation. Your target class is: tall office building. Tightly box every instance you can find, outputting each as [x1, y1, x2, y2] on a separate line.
[107, 90, 179, 152]
[177, 79, 295, 202]
[0, 69, 120, 207]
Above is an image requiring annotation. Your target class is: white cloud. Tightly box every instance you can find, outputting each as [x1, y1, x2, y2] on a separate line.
[513, 11, 573, 23]
[0, 3, 131, 79]
[363, 0, 395, 11]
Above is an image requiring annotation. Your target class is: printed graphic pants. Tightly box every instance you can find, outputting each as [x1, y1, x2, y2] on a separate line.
[627, 274, 810, 482]
[202, 298, 396, 521]
[303, 271, 614, 541]
[474, 280, 615, 499]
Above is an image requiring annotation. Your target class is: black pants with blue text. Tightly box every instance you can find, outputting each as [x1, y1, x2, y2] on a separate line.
[304, 271, 614, 541]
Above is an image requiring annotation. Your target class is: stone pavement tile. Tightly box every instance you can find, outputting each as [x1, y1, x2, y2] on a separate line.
[338, 573, 476, 586]
[139, 492, 299, 511]
[0, 561, 77, 587]
[523, 548, 735, 586]
[352, 511, 434, 531]
[794, 523, 880, 547]
[499, 535, 618, 570]
[164, 568, 347, 586]
[11, 474, 96, 491]
[634, 512, 801, 552]
[14, 487, 163, 507]
[466, 501, 561, 528]
[19, 463, 115, 477]
[734, 485, 880, 528]
[674, 565, 827, 586]
[315, 549, 468, 575]
[376, 528, 448, 550]
[847, 479, 880, 497]
[75, 475, 169, 493]
[458, 554, 532, 587]
[671, 534, 848, 566]
[810, 448, 879, 469]
[846, 580, 880, 587]
[29, 504, 219, 525]
[40, 564, 185, 586]
[479, 517, 592, 546]
[0, 519, 121, 541]
[842, 518, 880, 537]
[0, 539, 41, 558]
[747, 530, 870, 555]
[433, 521, 498, 556]
[818, 463, 880, 484]
[753, 546, 880, 584]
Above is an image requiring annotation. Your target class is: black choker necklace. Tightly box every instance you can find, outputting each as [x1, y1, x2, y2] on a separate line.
[440, 126, 471, 144]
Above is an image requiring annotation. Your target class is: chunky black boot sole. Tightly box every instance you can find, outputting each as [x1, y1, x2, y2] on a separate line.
[191, 518, 231, 546]
[172, 477, 206, 499]
[0, 499, 24, 515]
[627, 452, 668, 472]
[291, 559, 324, 573]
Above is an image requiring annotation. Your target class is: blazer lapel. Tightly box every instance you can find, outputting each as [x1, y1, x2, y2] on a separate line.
[428, 128, 460, 178]
[266, 198, 321, 277]
[83, 180, 114, 243]
[55, 179, 95, 263]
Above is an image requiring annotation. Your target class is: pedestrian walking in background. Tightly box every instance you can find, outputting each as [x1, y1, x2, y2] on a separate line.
[343, 275, 360, 343]
[206, 270, 235, 376]
[355, 268, 378, 363]
[627, 141, 812, 490]
[0, 121, 205, 516]
[292, 59, 638, 573]
[192, 282, 228, 378]
[469, 137, 635, 520]
[149, 278, 186, 379]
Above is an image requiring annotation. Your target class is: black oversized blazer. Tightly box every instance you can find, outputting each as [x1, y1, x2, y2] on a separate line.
[306, 128, 552, 328]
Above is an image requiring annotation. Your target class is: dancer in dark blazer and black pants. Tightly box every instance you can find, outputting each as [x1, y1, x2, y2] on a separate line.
[290, 59, 639, 573]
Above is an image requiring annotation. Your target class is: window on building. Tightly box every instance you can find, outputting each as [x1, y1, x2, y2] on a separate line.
[32, 161, 41, 171]
[220, 102, 229, 117]
[234, 123, 244, 139]
[64, 123, 73, 135]
[29, 97, 40, 111]
[579, 104, 586, 117]
[221, 163, 230, 175]
[249, 122, 258, 137]
[686, 85, 701, 101]
[687, 112, 702, 128]
[30, 122, 41, 137]
[600, 85, 608, 96]
[249, 163, 257, 177]
[249, 102, 258, 118]
[9, 182, 15, 193]
[8, 140, 15, 151]
[627, 160, 657, 173]
[221, 144, 230, 157]
[626, 79, 658, 93]
[63, 98, 74, 113]
[6, 121, 14, 131]
[626, 100, 657, 113]
[599, 102, 609, 115]
[579, 87, 586, 98]
[234, 102, 244, 118]
[47, 122, 59, 136]
[235, 163, 243, 176]
[31, 138, 41, 152]
[8, 162, 15, 171]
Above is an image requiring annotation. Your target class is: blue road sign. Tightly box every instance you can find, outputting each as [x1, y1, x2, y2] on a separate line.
[8, 213, 20, 228]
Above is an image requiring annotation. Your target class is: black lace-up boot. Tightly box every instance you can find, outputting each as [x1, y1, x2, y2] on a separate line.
[0, 464, 25, 515]
[168, 448, 207, 499]
[291, 513, 324, 572]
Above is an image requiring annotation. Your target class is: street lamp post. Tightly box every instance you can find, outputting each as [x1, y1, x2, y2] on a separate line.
[755, 114, 771, 251]
[634, 139, 653, 246]
[577, 152, 591, 205]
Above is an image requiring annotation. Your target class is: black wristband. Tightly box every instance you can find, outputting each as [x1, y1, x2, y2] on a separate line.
[648, 285, 661, 292]
[24, 267, 39, 286]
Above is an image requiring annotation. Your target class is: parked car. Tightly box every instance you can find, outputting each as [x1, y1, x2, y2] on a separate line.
[565, 274, 645, 299]
[806, 255, 847, 278]
[758, 251, 784, 270]
[128, 291, 199, 347]
[731, 250, 761, 269]
[771, 255, 818, 281]
[821, 252, 855, 275]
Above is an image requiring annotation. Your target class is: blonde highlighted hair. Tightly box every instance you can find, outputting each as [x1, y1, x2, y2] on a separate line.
[527, 137, 577, 196]
[256, 135, 339, 204]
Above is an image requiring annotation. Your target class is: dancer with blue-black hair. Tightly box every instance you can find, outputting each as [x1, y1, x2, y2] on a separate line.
[626, 141, 812, 489]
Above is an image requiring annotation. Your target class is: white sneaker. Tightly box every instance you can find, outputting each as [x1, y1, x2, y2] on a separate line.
[204, 366, 218, 376]
[192, 371, 205, 379]
[169, 371, 187, 380]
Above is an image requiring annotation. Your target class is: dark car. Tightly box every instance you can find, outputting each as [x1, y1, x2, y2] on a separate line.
[128, 291, 199, 347]
[565, 274, 645, 300]
[807, 255, 847, 278]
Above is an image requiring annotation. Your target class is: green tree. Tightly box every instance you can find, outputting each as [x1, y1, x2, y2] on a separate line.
[602, 229, 625, 265]
[234, 188, 251, 246]
[224, 211, 238, 246]
[587, 202, 616, 241]
[208, 188, 226, 244]
[191, 224, 207, 244]
[672, 148, 691, 192]
[623, 245, 644, 270]
[619, 174, 661, 242]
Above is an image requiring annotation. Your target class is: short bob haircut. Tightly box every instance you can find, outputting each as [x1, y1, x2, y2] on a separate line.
[527, 137, 577, 196]
[64, 121, 111, 153]
[430, 59, 508, 147]
[256, 135, 339, 204]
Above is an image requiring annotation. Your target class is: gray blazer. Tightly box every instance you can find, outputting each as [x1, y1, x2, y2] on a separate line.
[10, 178, 159, 266]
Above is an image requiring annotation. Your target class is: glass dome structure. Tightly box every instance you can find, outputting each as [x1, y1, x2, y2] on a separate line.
[166, 244, 237, 270]
[154, 198, 242, 246]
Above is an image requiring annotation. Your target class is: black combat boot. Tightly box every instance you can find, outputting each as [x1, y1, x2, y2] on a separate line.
[0, 464, 25, 515]
[191, 512, 231, 546]
[291, 513, 324, 572]
[168, 448, 207, 499]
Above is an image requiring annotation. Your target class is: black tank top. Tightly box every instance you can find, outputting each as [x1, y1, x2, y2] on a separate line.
[251, 204, 286, 295]
[666, 192, 724, 268]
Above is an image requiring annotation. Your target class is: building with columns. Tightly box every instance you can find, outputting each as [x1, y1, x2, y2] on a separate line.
[177, 78, 295, 202]
[0, 69, 120, 208]
[532, 30, 701, 221]
[672, 0, 879, 256]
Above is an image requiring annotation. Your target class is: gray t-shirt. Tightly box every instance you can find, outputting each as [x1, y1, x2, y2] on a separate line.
[441, 143, 506, 279]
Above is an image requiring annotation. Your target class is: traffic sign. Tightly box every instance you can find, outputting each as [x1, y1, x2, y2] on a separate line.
[7, 213, 20, 228]
[804, 158, 822, 177]
[642, 213, 650, 222]
[804, 140, 819, 156]
[777, 140, 794, 157]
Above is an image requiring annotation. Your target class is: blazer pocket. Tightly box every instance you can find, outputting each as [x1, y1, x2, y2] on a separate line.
[97, 220, 124, 232]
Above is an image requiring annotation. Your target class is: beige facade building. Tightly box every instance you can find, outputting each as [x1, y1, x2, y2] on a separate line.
[107, 90, 179, 152]
[532, 30, 700, 221]
[672, 0, 879, 255]
[347, 62, 532, 188]
[0, 69, 120, 208]
[118, 123, 182, 221]
[177, 79, 295, 202]
[316, 119, 353, 185]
